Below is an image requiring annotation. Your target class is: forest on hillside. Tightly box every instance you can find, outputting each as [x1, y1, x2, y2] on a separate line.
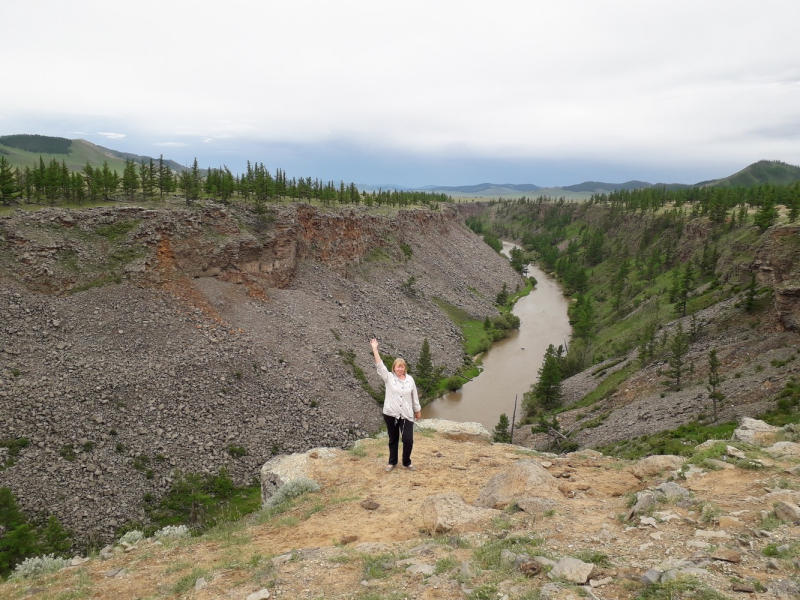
[470, 185, 800, 447]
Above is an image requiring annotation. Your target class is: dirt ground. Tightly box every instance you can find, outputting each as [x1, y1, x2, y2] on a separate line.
[3, 432, 799, 600]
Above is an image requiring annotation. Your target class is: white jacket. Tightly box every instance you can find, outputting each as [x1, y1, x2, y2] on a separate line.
[376, 361, 420, 421]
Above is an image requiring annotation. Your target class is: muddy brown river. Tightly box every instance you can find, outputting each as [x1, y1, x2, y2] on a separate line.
[420, 242, 572, 430]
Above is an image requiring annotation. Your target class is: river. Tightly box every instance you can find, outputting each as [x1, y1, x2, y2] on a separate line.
[420, 242, 572, 430]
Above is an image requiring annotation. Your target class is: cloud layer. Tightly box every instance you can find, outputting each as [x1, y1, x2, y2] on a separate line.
[4, 1, 800, 186]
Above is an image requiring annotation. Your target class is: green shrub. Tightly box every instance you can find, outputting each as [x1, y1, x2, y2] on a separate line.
[59, 444, 76, 461]
[445, 376, 463, 392]
[227, 445, 248, 458]
[265, 478, 320, 509]
[9, 554, 70, 580]
[119, 530, 144, 545]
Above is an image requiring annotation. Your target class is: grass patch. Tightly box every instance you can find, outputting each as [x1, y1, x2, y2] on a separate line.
[472, 535, 544, 571]
[597, 420, 736, 460]
[146, 469, 261, 533]
[565, 365, 633, 412]
[95, 220, 138, 241]
[364, 247, 391, 262]
[361, 552, 396, 579]
[0, 437, 29, 469]
[633, 575, 731, 599]
[339, 349, 383, 403]
[434, 556, 458, 574]
[69, 274, 123, 293]
[171, 567, 208, 594]
[573, 550, 612, 568]
[349, 445, 367, 458]
[762, 542, 799, 559]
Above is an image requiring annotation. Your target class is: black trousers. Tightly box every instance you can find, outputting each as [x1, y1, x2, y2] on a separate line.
[384, 414, 414, 467]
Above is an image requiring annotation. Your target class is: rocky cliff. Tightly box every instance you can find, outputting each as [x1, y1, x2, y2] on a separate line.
[0, 201, 522, 543]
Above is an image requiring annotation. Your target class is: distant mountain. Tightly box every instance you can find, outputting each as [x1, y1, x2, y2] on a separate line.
[698, 160, 800, 188]
[355, 183, 412, 192]
[421, 183, 542, 194]
[561, 180, 652, 193]
[0, 134, 186, 174]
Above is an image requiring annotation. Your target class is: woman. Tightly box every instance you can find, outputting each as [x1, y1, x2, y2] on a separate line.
[370, 338, 421, 472]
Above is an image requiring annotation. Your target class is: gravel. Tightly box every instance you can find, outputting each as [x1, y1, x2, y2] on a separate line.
[0, 201, 522, 544]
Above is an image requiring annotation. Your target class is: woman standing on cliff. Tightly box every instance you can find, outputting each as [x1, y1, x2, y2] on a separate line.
[370, 338, 421, 472]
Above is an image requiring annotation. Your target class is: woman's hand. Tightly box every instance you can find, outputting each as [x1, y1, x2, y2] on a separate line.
[414, 411, 421, 420]
[370, 338, 379, 351]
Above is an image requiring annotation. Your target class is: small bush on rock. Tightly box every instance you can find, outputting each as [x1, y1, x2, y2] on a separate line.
[9, 554, 70, 580]
[155, 525, 190, 540]
[265, 478, 320, 509]
[119, 530, 144, 545]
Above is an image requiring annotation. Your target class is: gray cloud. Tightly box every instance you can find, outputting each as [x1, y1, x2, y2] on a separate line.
[3, 1, 800, 185]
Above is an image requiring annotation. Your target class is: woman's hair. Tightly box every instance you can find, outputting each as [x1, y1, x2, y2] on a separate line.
[392, 358, 407, 372]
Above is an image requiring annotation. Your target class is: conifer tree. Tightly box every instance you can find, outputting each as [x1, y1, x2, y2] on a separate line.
[414, 338, 434, 397]
[157, 155, 173, 198]
[523, 344, 564, 415]
[0, 156, 18, 204]
[139, 160, 151, 199]
[495, 283, 509, 306]
[492, 413, 512, 443]
[121, 159, 139, 200]
[754, 197, 778, 230]
[82, 163, 96, 202]
[707, 349, 724, 421]
[663, 323, 690, 391]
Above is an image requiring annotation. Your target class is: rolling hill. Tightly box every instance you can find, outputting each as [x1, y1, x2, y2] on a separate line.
[699, 159, 800, 188]
[0, 134, 185, 174]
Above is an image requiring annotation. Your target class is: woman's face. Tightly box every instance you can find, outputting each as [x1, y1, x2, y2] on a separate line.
[393, 362, 406, 377]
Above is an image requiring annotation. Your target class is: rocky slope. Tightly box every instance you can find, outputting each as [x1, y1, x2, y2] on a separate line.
[0, 200, 522, 544]
[1, 420, 798, 599]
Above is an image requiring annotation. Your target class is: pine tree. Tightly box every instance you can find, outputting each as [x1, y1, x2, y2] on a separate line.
[611, 259, 629, 314]
[707, 349, 724, 422]
[492, 413, 512, 443]
[662, 323, 690, 391]
[82, 162, 96, 202]
[523, 344, 564, 415]
[157, 155, 173, 198]
[674, 263, 694, 317]
[414, 338, 434, 397]
[0, 156, 18, 204]
[754, 197, 778, 230]
[121, 159, 139, 200]
[139, 159, 155, 200]
[495, 283, 509, 306]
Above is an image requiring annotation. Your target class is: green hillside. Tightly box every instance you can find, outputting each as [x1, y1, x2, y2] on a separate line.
[0, 136, 185, 174]
[704, 160, 800, 188]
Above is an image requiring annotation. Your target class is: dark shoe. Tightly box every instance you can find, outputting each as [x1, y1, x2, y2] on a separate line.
[385, 464, 395, 472]
[404, 464, 416, 471]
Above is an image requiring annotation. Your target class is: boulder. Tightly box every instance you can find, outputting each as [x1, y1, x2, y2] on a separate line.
[260, 447, 337, 506]
[764, 441, 800, 457]
[630, 455, 685, 480]
[473, 460, 561, 509]
[420, 494, 500, 533]
[626, 491, 657, 521]
[774, 501, 800, 523]
[655, 482, 689, 499]
[415, 418, 490, 442]
[548, 557, 595, 584]
[731, 418, 782, 446]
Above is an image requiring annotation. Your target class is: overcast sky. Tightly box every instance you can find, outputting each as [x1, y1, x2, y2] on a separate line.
[4, 1, 800, 187]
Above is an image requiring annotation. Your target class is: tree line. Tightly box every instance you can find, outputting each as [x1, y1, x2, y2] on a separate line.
[0, 155, 452, 210]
